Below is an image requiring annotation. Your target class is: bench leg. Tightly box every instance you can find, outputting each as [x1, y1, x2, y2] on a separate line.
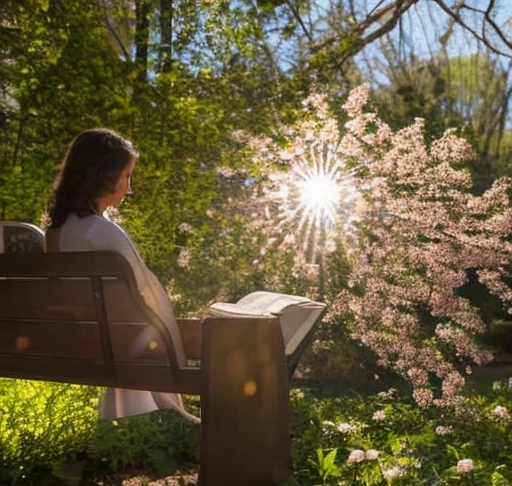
[198, 316, 292, 486]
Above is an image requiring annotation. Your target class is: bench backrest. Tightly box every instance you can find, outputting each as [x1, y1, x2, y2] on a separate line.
[0, 251, 200, 394]
[0, 221, 45, 253]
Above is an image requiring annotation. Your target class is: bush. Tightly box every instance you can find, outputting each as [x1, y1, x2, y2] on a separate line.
[289, 381, 512, 485]
[0, 380, 200, 485]
[85, 404, 200, 481]
[297, 317, 402, 396]
[481, 320, 512, 357]
[0, 379, 101, 485]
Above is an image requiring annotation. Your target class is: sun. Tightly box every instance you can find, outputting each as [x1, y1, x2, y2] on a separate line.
[267, 138, 362, 266]
[292, 149, 347, 228]
[295, 169, 341, 225]
[273, 144, 361, 264]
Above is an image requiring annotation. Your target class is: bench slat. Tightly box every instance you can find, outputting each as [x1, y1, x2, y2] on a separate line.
[0, 319, 102, 358]
[0, 279, 97, 320]
[0, 355, 113, 385]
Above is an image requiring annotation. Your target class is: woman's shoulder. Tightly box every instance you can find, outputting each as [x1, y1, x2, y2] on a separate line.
[83, 214, 122, 231]
[87, 216, 131, 243]
[64, 213, 132, 250]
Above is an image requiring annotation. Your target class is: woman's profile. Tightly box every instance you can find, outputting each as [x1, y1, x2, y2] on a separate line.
[45, 128, 199, 423]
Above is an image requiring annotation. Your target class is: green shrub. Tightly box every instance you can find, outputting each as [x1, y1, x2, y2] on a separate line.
[0, 379, 101, 484]
[0, 380, 200, 485]
[481, 320, 512, 356]
[85, 403, 200, 479]
[297, 316, 402, 396]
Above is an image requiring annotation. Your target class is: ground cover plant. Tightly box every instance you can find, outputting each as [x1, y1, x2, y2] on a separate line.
[290, 379, 512, 486]
[1, 375, 512, 485]
[0, 379, 200, 486]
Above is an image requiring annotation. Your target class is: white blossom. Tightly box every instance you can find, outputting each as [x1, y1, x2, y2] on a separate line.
[178, 222, 194, 233]
[491, 405, 510, 420]
[337, 422, 356, 434]
[435, 425, 453, 436]
[177, 248, 191, 268]
[382, 466, 405, 479]
[372, 410, 386, 421]
[347, 449, 365, 463]
[365, 449, 379, 460]
[456, 458, 474, 474]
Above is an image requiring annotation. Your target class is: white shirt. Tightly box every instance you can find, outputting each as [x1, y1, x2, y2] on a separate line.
[48, 213, 198, 422]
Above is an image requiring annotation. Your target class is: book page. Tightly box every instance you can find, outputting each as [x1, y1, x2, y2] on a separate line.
[207, 291, 326, 356]
[280, 304, 325, 356]
[208, 291, 312, 316]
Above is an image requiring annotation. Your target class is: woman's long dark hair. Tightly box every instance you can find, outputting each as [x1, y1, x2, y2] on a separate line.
[46, 128, 138, 228]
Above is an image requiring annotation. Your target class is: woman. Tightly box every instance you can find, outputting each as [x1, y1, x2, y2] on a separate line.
[45, 128, 199, 423]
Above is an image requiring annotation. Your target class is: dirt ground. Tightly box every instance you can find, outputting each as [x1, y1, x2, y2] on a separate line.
[95, 471, 198, 486]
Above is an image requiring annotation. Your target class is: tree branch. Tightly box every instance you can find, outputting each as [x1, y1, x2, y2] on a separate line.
[432, 0, 512, 58]
[283, 0, 314, 43]
[98, 0, 131, 61]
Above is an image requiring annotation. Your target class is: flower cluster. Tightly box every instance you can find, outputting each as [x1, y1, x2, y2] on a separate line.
[337, 422, 357, 434]
[327, 84, 512, 407]
[491, 405, 511, 421]
[372, 410, 386, 421]
[435, 425, 453, 436]
[382, 465, 406, 479]
[348, 448, 380, 463]
[456, 458, 475, 474]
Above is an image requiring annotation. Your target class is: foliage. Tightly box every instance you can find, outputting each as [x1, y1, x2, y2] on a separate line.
[3, 377, 512, 485]
[0, 0, 132, 223]
[85, 406, 200, 479]
[290, 381, 512, 485]
[0, 379, 200, 485]
[370, 52, 512, 191]
[0, 379, 101, 484]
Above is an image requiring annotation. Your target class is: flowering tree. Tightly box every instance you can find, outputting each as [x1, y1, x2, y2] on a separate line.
[225, 84, 512, 408]
[335, 85, 512, 407]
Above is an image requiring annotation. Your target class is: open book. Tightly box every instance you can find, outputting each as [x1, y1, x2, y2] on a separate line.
[207, 291, 326, 358]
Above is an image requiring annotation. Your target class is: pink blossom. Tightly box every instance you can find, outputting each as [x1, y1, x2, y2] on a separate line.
[456, 459, 474, 474]
[365, 449, 379, 460]
[225, 84, 512, 408]
[177, 249, 191, 268]
[435, 425, 453, 436]
[382, 466, 405, 479]
[348, 449, 365, 463]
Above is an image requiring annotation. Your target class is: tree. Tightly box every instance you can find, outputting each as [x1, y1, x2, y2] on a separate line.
[222, 84, 512, 408]
[365, 51, 512, 189]
[333, 85, 512, 407]
[282, 0, 512, 71]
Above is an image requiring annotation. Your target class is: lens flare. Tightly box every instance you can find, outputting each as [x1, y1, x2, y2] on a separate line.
[295, 164, 342, 225]
[271, 140, 361, 265]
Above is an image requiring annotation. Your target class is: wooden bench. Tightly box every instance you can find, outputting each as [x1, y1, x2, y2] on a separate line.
[0, 250, 319, 486]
